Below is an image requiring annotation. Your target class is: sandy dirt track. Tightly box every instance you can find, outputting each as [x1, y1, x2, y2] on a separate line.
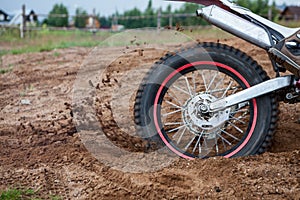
[0, 36, 299, 199]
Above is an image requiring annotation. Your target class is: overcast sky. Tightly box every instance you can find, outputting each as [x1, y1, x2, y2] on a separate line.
[1, 0, 300, 16]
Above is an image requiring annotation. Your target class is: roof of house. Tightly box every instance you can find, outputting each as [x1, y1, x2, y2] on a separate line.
[0, 9, 9, 16]
[0, 9, 13, 24]
[281, 6, 300, 16]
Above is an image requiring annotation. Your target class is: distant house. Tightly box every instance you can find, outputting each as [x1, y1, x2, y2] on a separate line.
[86, 16, 100, 29]
[279, 6, 300, 21]
[26, 10, 38, 23]
[26, 10, 38, 26]
[0, 9, 12, 25]
[0, 9, 38, 26]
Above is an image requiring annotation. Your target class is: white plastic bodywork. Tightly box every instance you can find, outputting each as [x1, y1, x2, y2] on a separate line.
[224, 1, 299, 38]
[197, 0, 300, 48]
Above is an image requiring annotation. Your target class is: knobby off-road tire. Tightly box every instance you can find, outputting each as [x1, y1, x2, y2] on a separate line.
[134, 43, 278, 159]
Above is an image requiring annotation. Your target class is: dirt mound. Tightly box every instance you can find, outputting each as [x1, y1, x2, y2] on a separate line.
[0, 38, 299, 199]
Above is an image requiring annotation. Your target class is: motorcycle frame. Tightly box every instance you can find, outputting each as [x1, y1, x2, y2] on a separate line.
[169, 0, 299, 111]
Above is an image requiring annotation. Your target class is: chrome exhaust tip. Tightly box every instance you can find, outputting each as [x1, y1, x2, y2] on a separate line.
[196, 9, 204, 17]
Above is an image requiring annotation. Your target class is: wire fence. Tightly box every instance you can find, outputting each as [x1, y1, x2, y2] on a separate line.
[0, 4, 204, 38]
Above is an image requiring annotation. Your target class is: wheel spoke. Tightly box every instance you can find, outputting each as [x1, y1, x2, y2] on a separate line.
[184, 135, 197, 150]
[231, 108, 249, 114]
[229, 115, 246, 124]
[192, 71, 196, 94]
[165, 122, 183, 126]
[207, 72, 218, 93]
[167, 124, 186, 133]
[192, 136, 201, 153]
[200, 71, 208, 92]
[227, 121, 244, 134]
[176, 126, 187, 144]
[192, 130, 204, 153]
[232, 87, 239, 95]
[221, 136, 226, 150]
[173, 84, 190, 96]
[213, 75, 225, 91]
[215, 137, 219, 154]
[208, 86, 240, 95]
[172, 126, 183, 138]
[166, 100, 182, 109]
[198, 139, 202, 155]
[230, 107, 249, 124]
[221, 80, 233, 98]
[166, 90, 183, 105]
[162, 109, 182, 117]
[203, 137, 208, 149]
[216, 132, 232, 145]
[184, 76, 193, 97]
[218, 128, 240, 141]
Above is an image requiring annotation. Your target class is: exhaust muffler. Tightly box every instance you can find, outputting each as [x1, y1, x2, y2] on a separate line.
[197, 5, 272, 49]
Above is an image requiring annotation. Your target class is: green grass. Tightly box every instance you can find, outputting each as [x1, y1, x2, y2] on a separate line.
[98, 29, 194, 47]
[0, 27, 233, 53]
[0, 188, 40, 200]
[0, 29, 113, 56]
[0, 188, 62, 200]
[0, 26, 234, 59]
[183, 26, 234, 40]
[50, 195, 62, 200]
[0, 67, 13, 74]
[277, 20, 300, 28]
[0, 188, 21, 200]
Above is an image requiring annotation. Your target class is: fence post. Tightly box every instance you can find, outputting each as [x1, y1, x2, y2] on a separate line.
[157, 8, 161, 33]
[169, 14, 173, 29]
[268, 8, 272, 20]
[92, 8, 96, 35]
[21, 4, 26, 38]
[112, 14, 118, 31]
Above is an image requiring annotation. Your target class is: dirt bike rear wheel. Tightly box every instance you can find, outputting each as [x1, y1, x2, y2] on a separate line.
[134, 43, 278, 159]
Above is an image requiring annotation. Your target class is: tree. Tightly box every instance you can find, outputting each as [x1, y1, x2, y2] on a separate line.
[236, 0, 278, 20]
[270, 0, 280, 21]
[120, 7, 143, 29]
[97, 14, 110, 28]
[47, 3, 69, 27]
[161, 4, 172, 27]
[173, 3, 204, 27]
[75, 8, 88, 28]
[143, 0, 156, 27]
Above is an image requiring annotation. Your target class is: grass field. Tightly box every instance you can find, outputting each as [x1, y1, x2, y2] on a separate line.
[0, 18, 298, 56]
[0, 28, 112, 54]
[0, 26, 233, 50]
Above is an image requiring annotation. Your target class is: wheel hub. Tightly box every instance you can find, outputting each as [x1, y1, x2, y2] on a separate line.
[198, 103, 209, 113]
[182, 93, 231, 135]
